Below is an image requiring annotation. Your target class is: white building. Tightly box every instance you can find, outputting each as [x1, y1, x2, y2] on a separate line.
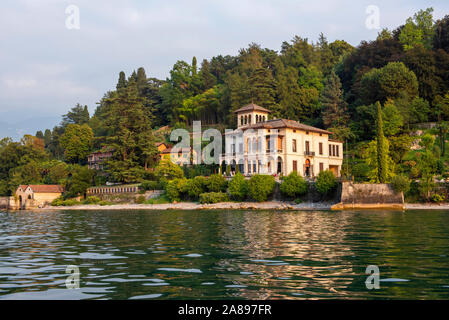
[220, 103, 343, 177]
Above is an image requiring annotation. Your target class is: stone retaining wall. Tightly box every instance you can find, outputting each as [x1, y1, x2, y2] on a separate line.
[331, 182, 404, 210]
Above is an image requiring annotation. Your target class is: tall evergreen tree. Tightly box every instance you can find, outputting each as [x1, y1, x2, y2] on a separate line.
[376, 101, 387, 183]
[320, 71, 348, 128]
[248, 68, 276, 109]
[116, 71, 127, 90]
[200, 59, 216, 90]
[61, 104, 90, 127]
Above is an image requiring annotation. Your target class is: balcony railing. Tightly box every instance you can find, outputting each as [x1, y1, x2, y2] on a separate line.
[304, 151, 315, 156]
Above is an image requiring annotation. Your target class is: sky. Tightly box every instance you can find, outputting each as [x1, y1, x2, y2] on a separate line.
[1, 0, 448, 139]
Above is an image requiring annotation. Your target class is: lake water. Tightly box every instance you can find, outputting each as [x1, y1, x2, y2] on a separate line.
[0, 209, 449, 300]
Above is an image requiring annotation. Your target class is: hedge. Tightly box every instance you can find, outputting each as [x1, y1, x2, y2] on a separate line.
[199, 192, 229, 204]
[279, 172, 308, 198]
[228, 172, 248, 201]
[248, 175, 276, 202]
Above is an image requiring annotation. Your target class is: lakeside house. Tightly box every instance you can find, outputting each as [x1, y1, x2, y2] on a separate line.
[220, 103, 343, 177]
[12, 185, 63, 209]
[87, 147, 114, 170]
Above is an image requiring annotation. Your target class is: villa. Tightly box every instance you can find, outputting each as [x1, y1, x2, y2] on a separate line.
[220, 103, 343, 177]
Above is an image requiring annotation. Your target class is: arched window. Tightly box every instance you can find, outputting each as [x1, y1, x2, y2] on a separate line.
[245, 115, 247, 124]
[256, 115, 259, 123]
[263, 116, 266, 122]
[247, 138, 251, 153]
[241, 116, 243, 126]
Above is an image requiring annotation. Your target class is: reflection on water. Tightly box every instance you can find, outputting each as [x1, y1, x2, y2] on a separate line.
[0, 209, 449, 299]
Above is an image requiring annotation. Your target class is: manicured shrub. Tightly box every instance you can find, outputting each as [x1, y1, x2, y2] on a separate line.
[391, 175, 411, 194]
[280, 172, 308, 198]
[199, 192, 229, 204]
[226, 165, 231, 176]
[135, 195, 146, 204]
[165, 178, 187, 202]
[228, 172, 249, 201]
[206, 174, 227, 192]
[248, 175, 276, 202]
[315, 170, 337, 195]
[184, 176, 208, 200]
[84, 196, 101, 204]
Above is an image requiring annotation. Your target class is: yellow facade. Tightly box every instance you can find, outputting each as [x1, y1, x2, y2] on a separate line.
[221, 104, 344, 177]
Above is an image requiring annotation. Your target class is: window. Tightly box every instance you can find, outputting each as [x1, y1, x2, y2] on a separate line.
[336, 145, 340, 157]
[256, 115, 259, 123]
[239, 143, 243, 153]
[245, 115, 247, 124]
[293, 160, 297, 172]
[329, 144, 332, 156]
[319, 162, 324, 172]
[306, 131, 309, 135]
[292, 139, 297, 152]
[263, 116, 266, 122]
[248, 114, 251, 124]
[241, 116, 243, 126]
[319, 142, 323, 155]
[332, 145, 336, 156]
[305, 141, 310, 153]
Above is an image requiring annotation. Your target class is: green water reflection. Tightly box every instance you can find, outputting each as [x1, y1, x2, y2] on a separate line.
[0, 210, 448, 299]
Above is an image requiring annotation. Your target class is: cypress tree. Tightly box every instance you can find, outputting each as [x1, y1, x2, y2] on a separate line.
[192, 57, 197, 76]
[116, 71, 127, 90]
[376, 101, 387, 183]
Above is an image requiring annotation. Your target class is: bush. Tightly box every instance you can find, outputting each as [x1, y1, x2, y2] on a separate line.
[248, 175, 276, 202]
[61, 199, 79, 206]
[140, 180, 160, 191]
[98, 200, 112, 206]
[145, 194, 170, 204]
[431, 193, 445, 203]
[280, 172, 308, 198]
[391, 175, 411, 194]
[228, 172, 249, 201]
[51, 197, 65, 206]
[135, 195, 146, 204]
[184, 176, 208, 200]
[315, 170, 337, 195]
[199, 192, 229, 204]
[206, 174, 227, 192]
[83, 196, 101, 205]
[165, 178, 187, 202]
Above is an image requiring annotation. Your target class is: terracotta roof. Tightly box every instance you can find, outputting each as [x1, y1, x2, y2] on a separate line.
[24, 185, 64, 193]
[244, 119, 332, 135]
[234, 103, 271, 114]
[161, 147, 193, 154]
[160, 147, 172, 154]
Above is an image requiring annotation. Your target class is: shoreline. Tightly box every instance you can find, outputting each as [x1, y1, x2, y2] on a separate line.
[9, 201, 449, 211]
[41, 201, 334, 211]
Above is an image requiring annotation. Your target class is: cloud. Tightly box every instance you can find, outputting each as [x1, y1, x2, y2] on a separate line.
[0, 0, 448, 135]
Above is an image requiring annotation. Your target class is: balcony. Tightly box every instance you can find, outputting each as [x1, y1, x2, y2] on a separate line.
[304, 151, 315, 156]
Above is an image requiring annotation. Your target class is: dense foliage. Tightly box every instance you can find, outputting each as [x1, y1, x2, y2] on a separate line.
[280, 172, 308, 198]
[315, 170, 337, 195]
[248, 175, 276, 202]
[2, 8, 449, 203]
[228, 172, 249, 201]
